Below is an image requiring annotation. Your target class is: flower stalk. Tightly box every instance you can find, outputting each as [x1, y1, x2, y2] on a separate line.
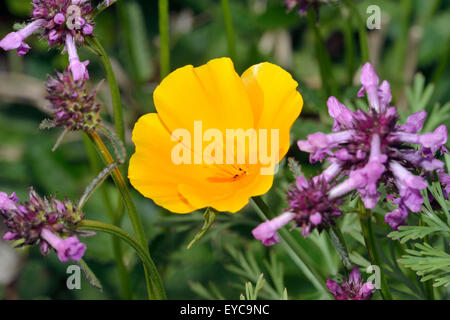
[220, 0, 237, 63]
[357, 199, 392, 300]
[87, 130, 166, 300]
[158, 0, 170, 79]
[82, 135, 132, 299]
[78, 219, 165, 299]
[86, 37, 125, 143]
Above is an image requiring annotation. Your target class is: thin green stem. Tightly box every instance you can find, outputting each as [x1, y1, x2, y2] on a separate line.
[341, 7, 356, 85]
[78, 220, 165, 299]
[357, 200, 392, 300]
[82, 135, 133, 299]
[87, 130, 166, 300]
[327, 225, 353, 272]
[343, 0, 370, 63]
[86, 37, 125, 143]
[158, 0, 170, 79]
[221, 0, 237, 62]
[251, 196, 331, 297]
[306, 7, 338, 98]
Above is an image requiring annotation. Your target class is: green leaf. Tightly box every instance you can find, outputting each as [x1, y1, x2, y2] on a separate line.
[287, 157, 303, 178]
[187, 207, 218, 249]
[398, 243, 450, 287]
[388, 225, 447, 243]
[76, 259, 103, 292]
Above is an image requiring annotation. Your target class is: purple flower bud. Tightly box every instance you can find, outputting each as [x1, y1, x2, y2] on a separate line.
[385, 206, 408, 230]
[398, 111, 427, 133]
[326, 279, 347, 300]
[327, 96, 355, 131]
[32, 7, 48, 17]
[296, 176, 308, 190]
[54, 13, 66, 25]
[3, 232, 18, 241]
[82, 24, 94, 35]
[309, 212, 322, 226]
[349, 267, 361, 284]
[0, 192, 17, 212]
[252, 212, 295, 246]
[378, 80, 392, 109]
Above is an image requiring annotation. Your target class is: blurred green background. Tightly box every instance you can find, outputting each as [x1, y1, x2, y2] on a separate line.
[0, 0, 449, 299]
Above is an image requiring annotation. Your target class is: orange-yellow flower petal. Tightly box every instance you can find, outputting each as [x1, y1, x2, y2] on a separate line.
[153, 57, 254, 134]
[241, 62, 303, 159]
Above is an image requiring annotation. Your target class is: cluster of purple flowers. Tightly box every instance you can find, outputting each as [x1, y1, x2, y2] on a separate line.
[253, 62, 448, 244]
[327, 268, 374, 300]
[0, 0, 112, 81]
[0, 188, 86, 262]
[46, 68, 102, 131]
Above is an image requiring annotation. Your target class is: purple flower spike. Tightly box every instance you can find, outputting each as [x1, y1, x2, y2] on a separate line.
[327, 268, 375, 300]
[287, 176, 343, 237]
[252, 212, 295, 246]
[41, 229, 86, 262]
[1, 187, 87, 263]
[46, 68, 101, 131]
[296, 62, 448, 230]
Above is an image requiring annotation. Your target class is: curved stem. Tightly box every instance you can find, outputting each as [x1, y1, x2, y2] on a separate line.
[251, 196, 331, 297]
[158, 0, 170, 79]
[87, 130, 166, 300]
[82, 135, 132, 299]
[86, 37, 125, 143]
[221, 0, 237, 62]
[78, 220, 165, 299]
[357, 200, 392, 300]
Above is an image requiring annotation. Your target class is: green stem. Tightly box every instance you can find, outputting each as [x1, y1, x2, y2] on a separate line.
[86, 37, 125, 143]
[306, 7, 338, 98]
[341, 7, 356, 85]
[343, 0, 370, 63]
[158, 0, 170, 79]
[221, 0, 237, 62]
[327, 225, 353, 272]
[357, 200, 392, 300]
[78, 220, 165, 299]
[87, 130, 166, 300]
[251, 197, 331, 297]
[82, 135, 133, 299]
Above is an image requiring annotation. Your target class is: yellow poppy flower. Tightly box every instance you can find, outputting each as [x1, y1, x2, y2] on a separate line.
[128, 57, 303, 213]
